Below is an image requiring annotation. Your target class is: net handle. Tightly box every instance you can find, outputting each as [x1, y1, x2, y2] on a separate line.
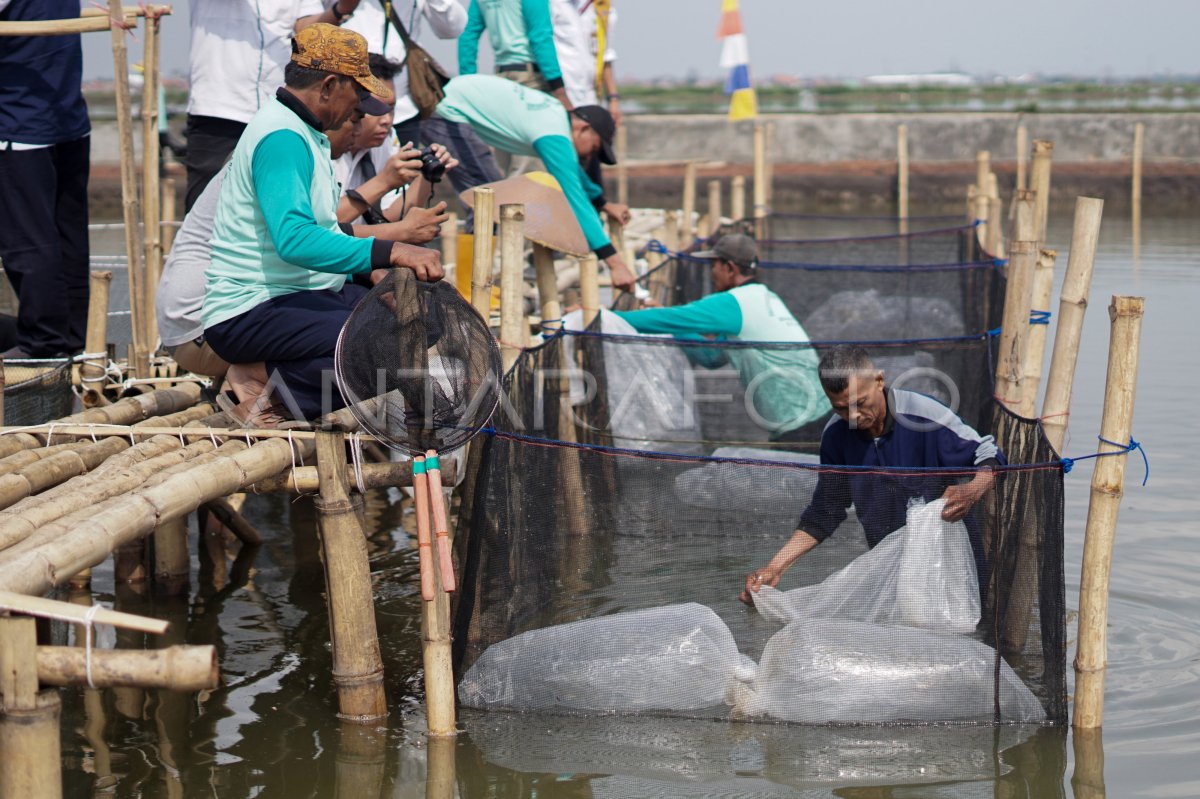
[425, 450, 456, 593]
[412, 456, 436, 602]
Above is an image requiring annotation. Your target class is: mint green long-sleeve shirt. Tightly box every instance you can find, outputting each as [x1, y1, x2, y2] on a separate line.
[458, 0, 564, 89]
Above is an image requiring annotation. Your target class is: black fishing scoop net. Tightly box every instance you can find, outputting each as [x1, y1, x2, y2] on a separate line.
[333, 269, 502, 455]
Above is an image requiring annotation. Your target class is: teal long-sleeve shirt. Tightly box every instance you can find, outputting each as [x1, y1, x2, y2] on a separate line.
[459, 0, 564, 89]
[252, 130, 383, 274]
[614, 292, 743, 338]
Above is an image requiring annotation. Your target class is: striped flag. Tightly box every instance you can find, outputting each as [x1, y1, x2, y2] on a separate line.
[717, 0, 757, 120]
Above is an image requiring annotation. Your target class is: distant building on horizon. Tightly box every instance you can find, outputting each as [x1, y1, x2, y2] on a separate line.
[864, 72, 974, 88]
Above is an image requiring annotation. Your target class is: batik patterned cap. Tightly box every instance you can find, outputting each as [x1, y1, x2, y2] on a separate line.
[291, 23, 394, 103]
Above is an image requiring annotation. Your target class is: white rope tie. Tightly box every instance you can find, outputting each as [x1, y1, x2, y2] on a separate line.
[286, 430, 301, 493]
[349, 433, 367, 494]
[88, 424, 98, 443]
[209, 429, 219, 448]
[83, 604, 100, 689]
[46, 422, 58, 446]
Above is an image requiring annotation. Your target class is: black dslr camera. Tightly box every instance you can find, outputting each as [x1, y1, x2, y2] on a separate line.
[418, 146, 446, 183]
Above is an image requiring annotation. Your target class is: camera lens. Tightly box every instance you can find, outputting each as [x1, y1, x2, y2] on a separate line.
[419, 147, 446, 182]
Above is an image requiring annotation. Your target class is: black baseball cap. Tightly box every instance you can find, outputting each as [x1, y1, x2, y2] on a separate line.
[355, 85, 392, 116]
[572, 105, 617, 165]
[693, 234, 758, 269]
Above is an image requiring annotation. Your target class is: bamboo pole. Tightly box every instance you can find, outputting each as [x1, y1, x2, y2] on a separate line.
[152, 515, 189, 595]
[161, 177, 178, 255]
[975, 150, 990, 195]
[533, 244, 562, 333]
[897, 124, 909, 234]
[973, 191, 991, 256]
[993, 191, 1038, 411]
[0, 11, 139, 36]
[680, 161, 697, 245]
[616, 125, 628, 206]
[314, 431, 387, 722]
[1031, 139, 1054, 244]
[203, 496, 263, 546]
[985, 173, 1004, 258]
[730, 175, 746, 222]
[425, 452, 454, 593]
[0, 436, 128, 512]
[0, 616, 62, 799]
[81, 271, 114, 405]
[109, 0, 149, 379]
[764, 121, 776, 210]
[753, 123, 767, 239]
[1131, 121, 1143, 253]
[707, 179, 722, 233]
[249, 459, 424, 494]
[0, 591, 167, 633]
[1073, 295, 1145, 729]
[141, 12, 162, 352]
[36, 645, 217, 691]
[469, 187, 495, 321]
[498, 204, 526, 372]
[419, 455, 455, 737]
[1043, 197, 1104, 454]
[1019, 248, 1058, 416]
[1016, 124, 1028, 191]
[580, 255, 600, 328]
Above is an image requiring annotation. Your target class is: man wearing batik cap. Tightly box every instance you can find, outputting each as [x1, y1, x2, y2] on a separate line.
[433, 73, 635, 288]
[203, 23, 443, 426]
[614, 233, 831, 449]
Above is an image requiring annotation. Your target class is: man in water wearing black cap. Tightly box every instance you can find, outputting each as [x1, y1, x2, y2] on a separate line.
[432, 74, 635, 289]
[615, 234, 831, 450]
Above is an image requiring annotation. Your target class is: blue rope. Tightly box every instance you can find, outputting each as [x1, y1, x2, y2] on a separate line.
[769, 211, 963, 223]
[1060, 436, 1149, 485]
[760, 222, 975, 246]
[758, 259, 1005, 273]
[558, 327, 994, 348]
[1030, 310, 1052, 325]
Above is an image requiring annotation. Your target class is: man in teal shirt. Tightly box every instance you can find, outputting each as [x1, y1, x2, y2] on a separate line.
[614, 235, 832, 449]
[458, 0, 571, 109]
[203, 23, 442, 425]
[434, 74, 635, 289]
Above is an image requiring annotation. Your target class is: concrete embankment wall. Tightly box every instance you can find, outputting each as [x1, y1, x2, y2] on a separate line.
[87, 112, 1200, 216]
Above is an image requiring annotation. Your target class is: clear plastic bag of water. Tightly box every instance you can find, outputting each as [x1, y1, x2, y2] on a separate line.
[459, 603, 744, 713]
[752, 499, 980, 634]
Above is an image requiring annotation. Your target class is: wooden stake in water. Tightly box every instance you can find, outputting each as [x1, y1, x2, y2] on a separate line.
[580, 255, 600, 328]
[707, 179, 722, 233]
[681, 161, 697, 245]
[753, 123, 767, 239]
[1031, 139, 1054, 244]
[416, 452, 456, 737]
[1131, 121, 1144, 259]
[896, 124, 909, 234]
[498, 204, 527, 372]
[993, 191, 1038, 411]
[533, 244, 562, 332]
[413, 456, 434, 602]
[1016, 124, 1029, 191]
[1074, 295, 1145, 730]
[975, 150, 990, 195]
[1042, 198, 1104, 454]
[1019, 248, 1058, 417]
[0, 615, 62, 799]
[616, 124, 629, 206]
[141, 12, 162, 351]
[731, 175, 746, 222]
[108, 0, 149, 378]
[424, 451, 455, 593]
[470, 187, 496, 321]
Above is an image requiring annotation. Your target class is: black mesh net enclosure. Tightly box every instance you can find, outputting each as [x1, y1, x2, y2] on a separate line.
[556, 321, 995, 451]
[452, 332, 1066, 726]
[3, 359, 75, 425]
[620, 227, 1003, 342]
[333, 269, 502, 455]
[758, 223, 981, 266]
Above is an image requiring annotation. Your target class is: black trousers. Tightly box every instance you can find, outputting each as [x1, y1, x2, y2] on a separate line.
[0, 136, 90, 356]
[184, 115, 246, 212]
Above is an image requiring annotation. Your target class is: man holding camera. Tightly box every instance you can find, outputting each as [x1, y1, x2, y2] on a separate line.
[202, 24, 443, 426]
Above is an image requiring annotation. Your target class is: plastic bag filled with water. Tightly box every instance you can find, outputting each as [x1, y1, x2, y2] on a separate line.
[731, 618, 1045, 724]
[752, 499, 980, 633]
[672, 446, 820, 514]
[458, 603, 749, 713]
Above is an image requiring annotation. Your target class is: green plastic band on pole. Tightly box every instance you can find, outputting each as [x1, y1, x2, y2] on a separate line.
[413, 459, 427, 475]
[427, 455, 441, 471]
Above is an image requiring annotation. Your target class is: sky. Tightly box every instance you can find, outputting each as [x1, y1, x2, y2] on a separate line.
[81, 0, 1200, 82]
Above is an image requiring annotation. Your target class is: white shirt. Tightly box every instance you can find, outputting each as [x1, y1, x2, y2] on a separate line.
[187, 0, 324, 123]
[551, 0, 617, 108]
[341, 0, 467, 122]
[334, 136, 404, 223]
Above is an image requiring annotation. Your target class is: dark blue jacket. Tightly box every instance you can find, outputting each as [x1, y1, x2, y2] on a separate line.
[0, 0, 90, 144]
[799, 388, 1004, 554]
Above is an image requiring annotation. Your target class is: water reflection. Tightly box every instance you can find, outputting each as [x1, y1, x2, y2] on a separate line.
[451, 711, 1070, 798]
